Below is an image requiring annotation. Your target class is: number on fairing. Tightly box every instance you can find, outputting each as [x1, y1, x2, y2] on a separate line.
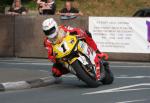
[61, 44, 66, 52]
[58, 42, 69, 53]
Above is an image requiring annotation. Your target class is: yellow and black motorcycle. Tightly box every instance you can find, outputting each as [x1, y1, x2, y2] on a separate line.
[52, 32, 114, 87]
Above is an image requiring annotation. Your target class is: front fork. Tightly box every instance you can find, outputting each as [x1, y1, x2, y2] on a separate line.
[77, 54, 101, 81]
[63, 62, 76, 75]
[95, 59, 108, 81]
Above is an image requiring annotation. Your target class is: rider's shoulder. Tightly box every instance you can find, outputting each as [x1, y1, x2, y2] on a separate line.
[59, 25, 74, 31]
[44, 37, 52, 43]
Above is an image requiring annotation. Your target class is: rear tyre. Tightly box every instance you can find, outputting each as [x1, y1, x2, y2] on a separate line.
[71, 60, 100, 88]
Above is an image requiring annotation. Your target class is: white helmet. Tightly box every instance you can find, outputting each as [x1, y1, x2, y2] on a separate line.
[42, 18, 58, 39]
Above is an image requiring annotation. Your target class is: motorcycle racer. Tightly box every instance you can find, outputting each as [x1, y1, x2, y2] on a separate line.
[42, 18, 108, 78]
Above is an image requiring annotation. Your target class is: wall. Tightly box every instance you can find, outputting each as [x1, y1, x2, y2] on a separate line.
[0, 15, 14, 57]
[0, 15, 149, 61]
[108, 53, 150, 61]
[14, 16, 88, 58]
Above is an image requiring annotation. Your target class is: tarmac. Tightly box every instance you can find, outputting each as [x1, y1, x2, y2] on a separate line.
[0, 58, 150, 103]
[0, 58, 57, 91]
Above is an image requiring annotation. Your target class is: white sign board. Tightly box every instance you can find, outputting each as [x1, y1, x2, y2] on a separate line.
[89, 17, 150, 53]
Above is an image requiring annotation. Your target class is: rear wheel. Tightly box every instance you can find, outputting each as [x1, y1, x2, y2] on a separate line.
[71, 60, 100, 88]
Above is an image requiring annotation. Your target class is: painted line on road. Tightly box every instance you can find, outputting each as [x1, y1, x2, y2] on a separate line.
[116, 76, 150, 79]
[39, 69, 150, 79]
[63, 75, 76, 78]
[1, 62, 150, 68]
[109, 88, 150, 93]
[83, 83, 150, 95]
[110, 61, 150, 64]
[0, 59, 48, 62]
[111, 65, 150, 68]
[62, 75, 150, 79]
[34, 70, 150, 79]
[116, 99, 147, 103]
[38, 70, 150, 79]
[0, 59, 148, 65]
[0, 62, 53, 66]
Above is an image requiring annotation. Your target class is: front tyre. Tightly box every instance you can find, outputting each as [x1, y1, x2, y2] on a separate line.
[71, 60, 100, 88]
[101, 63, 114, 84]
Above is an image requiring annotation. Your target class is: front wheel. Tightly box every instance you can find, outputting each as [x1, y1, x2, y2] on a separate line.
[101, 63, 114, 84]
[71, 60, 100, 88]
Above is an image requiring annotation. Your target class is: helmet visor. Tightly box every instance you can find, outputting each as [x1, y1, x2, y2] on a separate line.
[43, 26, 56, 38]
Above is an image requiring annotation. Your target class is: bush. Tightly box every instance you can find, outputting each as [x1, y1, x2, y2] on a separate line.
[2, 0, 13, 5]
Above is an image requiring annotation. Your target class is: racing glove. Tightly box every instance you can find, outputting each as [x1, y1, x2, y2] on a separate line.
[96, 50, 109, 60]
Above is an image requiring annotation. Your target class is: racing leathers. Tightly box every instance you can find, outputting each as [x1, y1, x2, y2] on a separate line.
[44, 25, 108, 77]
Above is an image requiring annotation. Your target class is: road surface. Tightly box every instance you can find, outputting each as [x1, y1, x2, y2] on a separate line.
[0, 58, 150, 103]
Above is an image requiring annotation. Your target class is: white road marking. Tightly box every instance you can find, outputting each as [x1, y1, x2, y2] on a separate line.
[36, 73, 150, 80]
[0, 60, 148, 65]
[0, 59, 23, 62]
[0, 61, 150, 68]
[116, 76, 150, 79]
[35, 69, 150, 79]
[63, 75, 76, 78]
[108, 88, 150, 92]
[39, 70, 49, 73]
[0, 59, 48, 62]
[0, 62, 53, 66]
[0, 60, 150, 69]
[116, 99, 147, 103]
[83, 83, 150, 95]
[62, 75, 150, 79]
[111, 65, 150, 68]
[110, 61, 150, 65]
